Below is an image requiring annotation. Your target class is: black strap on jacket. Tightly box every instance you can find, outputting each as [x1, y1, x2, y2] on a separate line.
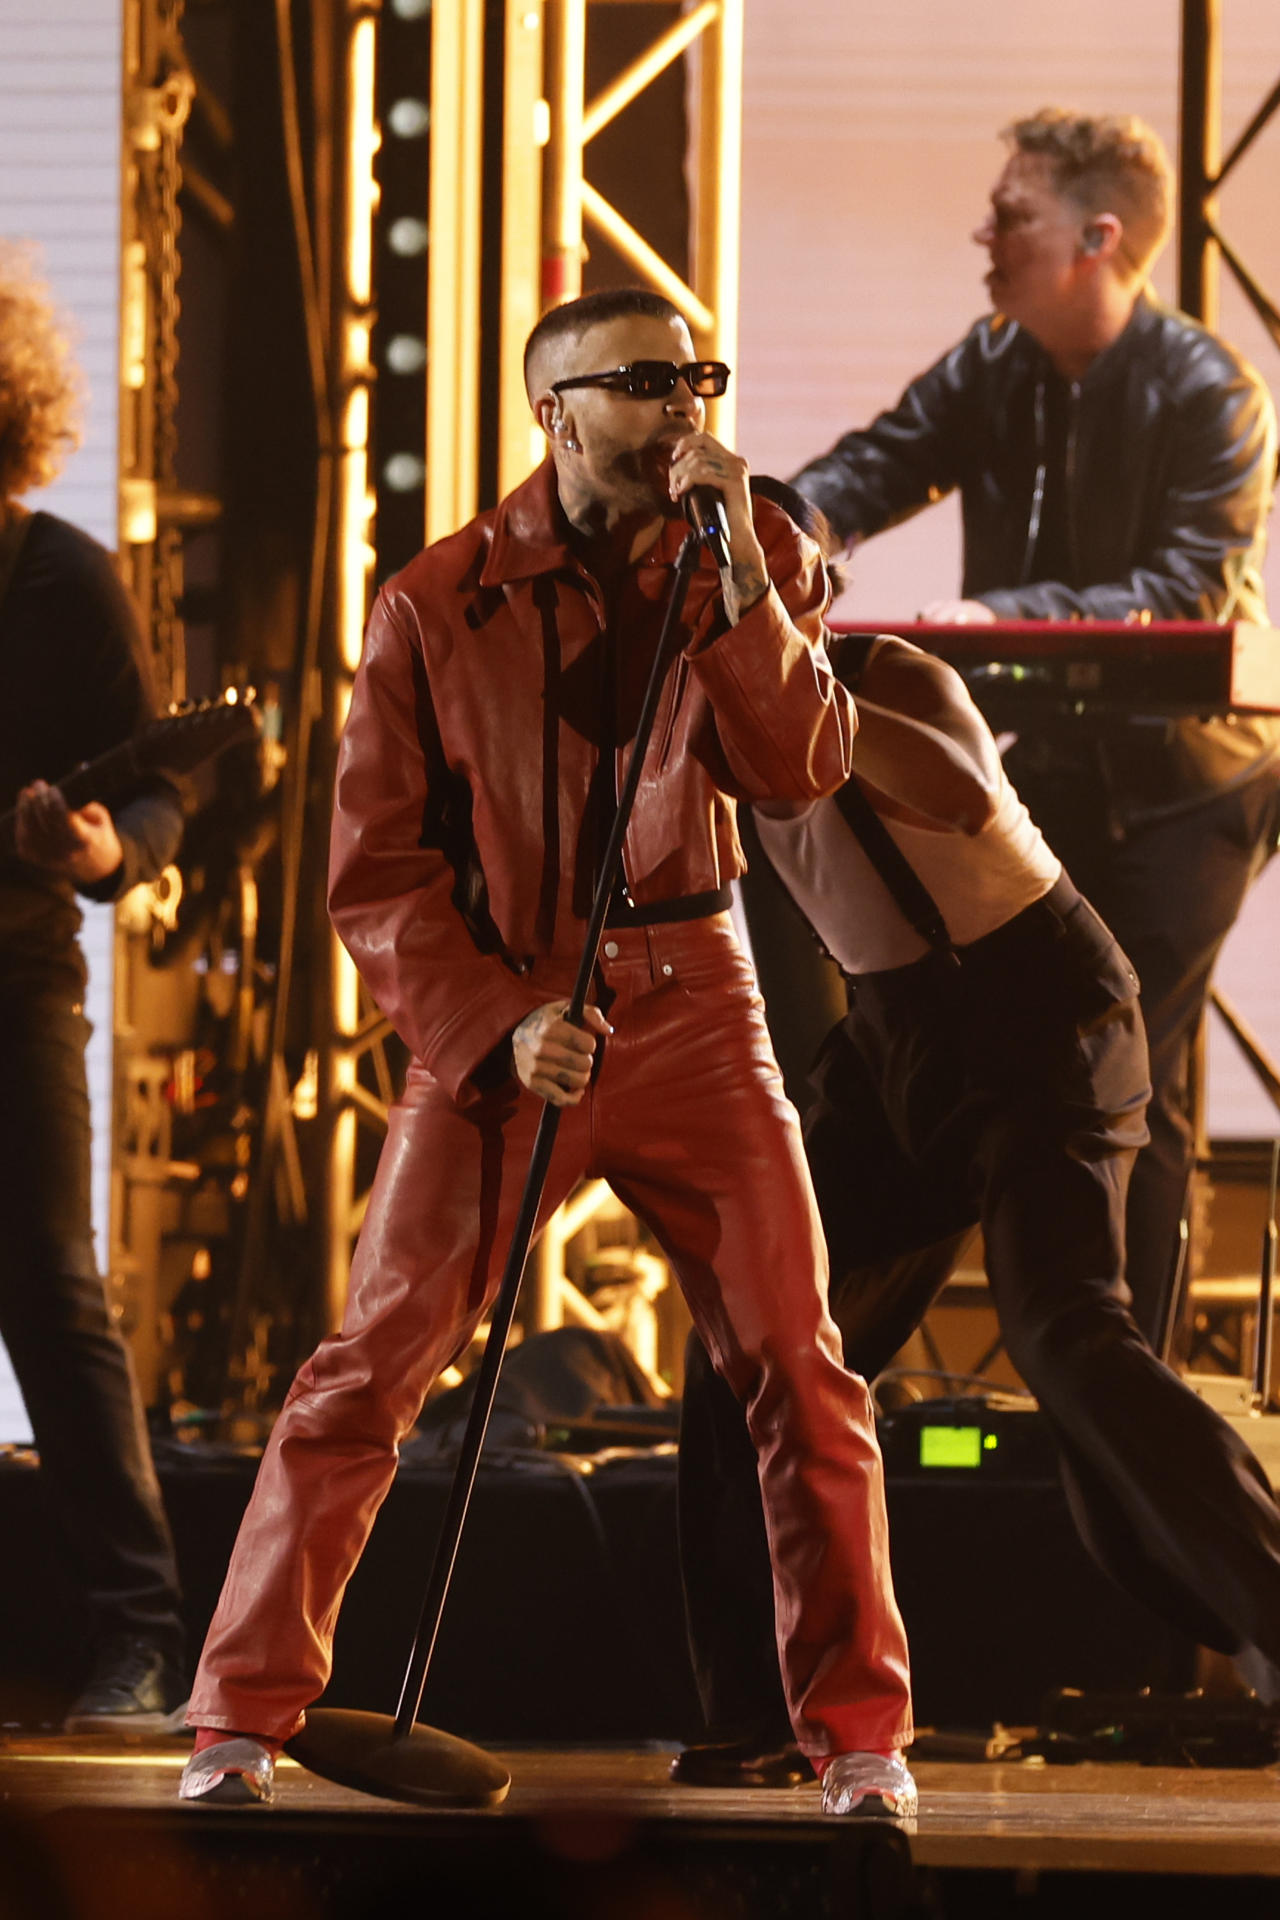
[830, 630, 961, 966]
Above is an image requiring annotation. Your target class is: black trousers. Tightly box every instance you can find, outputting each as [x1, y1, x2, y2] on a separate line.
[0, 978, 184, 1669]
[678, 879, 1280, 1739]
[1004, 744, 1280, 1347]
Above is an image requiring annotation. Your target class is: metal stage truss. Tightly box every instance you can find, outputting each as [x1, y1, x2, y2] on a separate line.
[1178, 0, 1280, 348]
[1170, 0, 1280, 1383]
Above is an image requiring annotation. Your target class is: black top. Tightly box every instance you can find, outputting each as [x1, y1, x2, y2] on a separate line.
[791, 291, 1275, 626]
[0, 510, 183, 988]
[792, 292, 1280, 810]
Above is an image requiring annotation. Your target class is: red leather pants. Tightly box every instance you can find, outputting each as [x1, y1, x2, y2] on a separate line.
[188, 914, 912, 1760]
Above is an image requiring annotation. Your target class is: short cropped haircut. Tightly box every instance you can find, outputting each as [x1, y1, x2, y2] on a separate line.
[1005, 108, 1173, 276]
[0, 242, 82, 498]
[523, 287, 686, 393]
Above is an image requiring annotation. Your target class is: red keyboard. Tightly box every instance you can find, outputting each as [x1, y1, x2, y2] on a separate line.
[829, 620, 1280, 716]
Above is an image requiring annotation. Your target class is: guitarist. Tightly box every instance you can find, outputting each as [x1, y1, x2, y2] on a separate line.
[0, 244, 187, 1732]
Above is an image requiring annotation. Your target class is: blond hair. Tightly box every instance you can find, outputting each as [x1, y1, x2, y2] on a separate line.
[0, 243, 83, 499]
[1005, 109, 1174, 277]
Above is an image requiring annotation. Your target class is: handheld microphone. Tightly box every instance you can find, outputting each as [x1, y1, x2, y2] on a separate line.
[682, 486, 733, 573]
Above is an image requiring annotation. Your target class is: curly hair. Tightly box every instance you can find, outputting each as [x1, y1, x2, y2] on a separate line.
[0, 243, 83, 499]
[1004, 108, 1173, 277]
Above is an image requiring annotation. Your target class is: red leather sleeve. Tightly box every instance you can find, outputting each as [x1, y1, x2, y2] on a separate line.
[327, 590, 546, 1098]
[686, 508, 856, 802]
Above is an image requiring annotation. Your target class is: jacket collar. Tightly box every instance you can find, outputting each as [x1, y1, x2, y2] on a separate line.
[1075, 285, 1163, 390]
[479, 455, 693, 587]
[1020, 285, 1164, 392]
[480, 458, 575, 586]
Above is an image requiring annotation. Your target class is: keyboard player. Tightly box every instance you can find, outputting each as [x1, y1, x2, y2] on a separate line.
[791, 107, 1280, 1346]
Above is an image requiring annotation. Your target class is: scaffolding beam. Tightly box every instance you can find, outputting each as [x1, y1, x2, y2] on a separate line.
[539, 0, 743, 441]
[1178, 0, 1280, 350]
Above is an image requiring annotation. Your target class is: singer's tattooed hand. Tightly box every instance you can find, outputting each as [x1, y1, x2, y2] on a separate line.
[512, 1000, 612, 1107]
[666, 428, 769, 619]
[666, 432, 744, 510]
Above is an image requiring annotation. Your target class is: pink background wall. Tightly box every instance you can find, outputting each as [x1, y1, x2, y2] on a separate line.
[736, 0, 1280, 1137]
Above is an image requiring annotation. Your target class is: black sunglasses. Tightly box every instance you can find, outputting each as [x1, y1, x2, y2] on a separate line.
[550, 359, 731, 400]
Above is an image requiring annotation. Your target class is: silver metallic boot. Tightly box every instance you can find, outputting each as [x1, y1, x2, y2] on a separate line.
[178, 1737, 277, 1807]
[821, 1751, 918, 1819]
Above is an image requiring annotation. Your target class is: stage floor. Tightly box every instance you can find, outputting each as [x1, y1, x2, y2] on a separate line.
[3, 1736, 1279, 1879]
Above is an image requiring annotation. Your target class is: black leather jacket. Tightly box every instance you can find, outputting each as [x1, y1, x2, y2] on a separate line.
[793, 290, 1279, 805]
[793, 290, 1275, 622]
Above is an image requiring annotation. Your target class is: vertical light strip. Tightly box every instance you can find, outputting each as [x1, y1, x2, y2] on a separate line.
[541, 0, 586, 310]
[426, 0, 485, 542]
[498, 0, 546, 497]
[338, 387, 371, 672]
[696, 0, 742, 444]
[347, 14, 378, 304]
[328, 4, 380, 1331]
[456, 0, 484, 522]
[340, 17, 377, 674]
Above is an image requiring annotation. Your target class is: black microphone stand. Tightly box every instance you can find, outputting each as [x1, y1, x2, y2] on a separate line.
[285, 530, 705, 1806]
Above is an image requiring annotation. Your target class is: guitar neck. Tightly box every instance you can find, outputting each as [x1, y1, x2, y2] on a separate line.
[0, 744, 155, 862]
[0, 695, 258, 865]
[57, 740, 156, 816]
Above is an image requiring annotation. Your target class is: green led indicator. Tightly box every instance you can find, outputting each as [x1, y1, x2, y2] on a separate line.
[919, 1425, 983, 1469]
[983, 1433, 999, 1451]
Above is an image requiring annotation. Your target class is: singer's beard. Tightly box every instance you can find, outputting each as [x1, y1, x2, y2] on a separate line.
[608, 438, 684, 519]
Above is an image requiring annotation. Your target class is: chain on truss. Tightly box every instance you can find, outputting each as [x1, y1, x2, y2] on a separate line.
[123, 0, 193, 702]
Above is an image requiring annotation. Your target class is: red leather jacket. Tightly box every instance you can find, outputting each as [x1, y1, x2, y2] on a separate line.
[329, 459, 853, 1099]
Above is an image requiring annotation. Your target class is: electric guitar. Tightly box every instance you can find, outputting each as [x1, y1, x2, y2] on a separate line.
[0, 691, 261, 861]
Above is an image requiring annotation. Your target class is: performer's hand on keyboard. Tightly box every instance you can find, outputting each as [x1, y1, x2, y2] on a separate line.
[918, 599, 997, 625]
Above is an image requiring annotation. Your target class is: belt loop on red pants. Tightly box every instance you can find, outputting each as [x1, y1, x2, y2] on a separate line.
[597, 921, 668, 991]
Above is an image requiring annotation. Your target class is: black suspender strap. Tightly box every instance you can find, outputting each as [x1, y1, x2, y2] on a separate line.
[831, 779, 961, 965]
